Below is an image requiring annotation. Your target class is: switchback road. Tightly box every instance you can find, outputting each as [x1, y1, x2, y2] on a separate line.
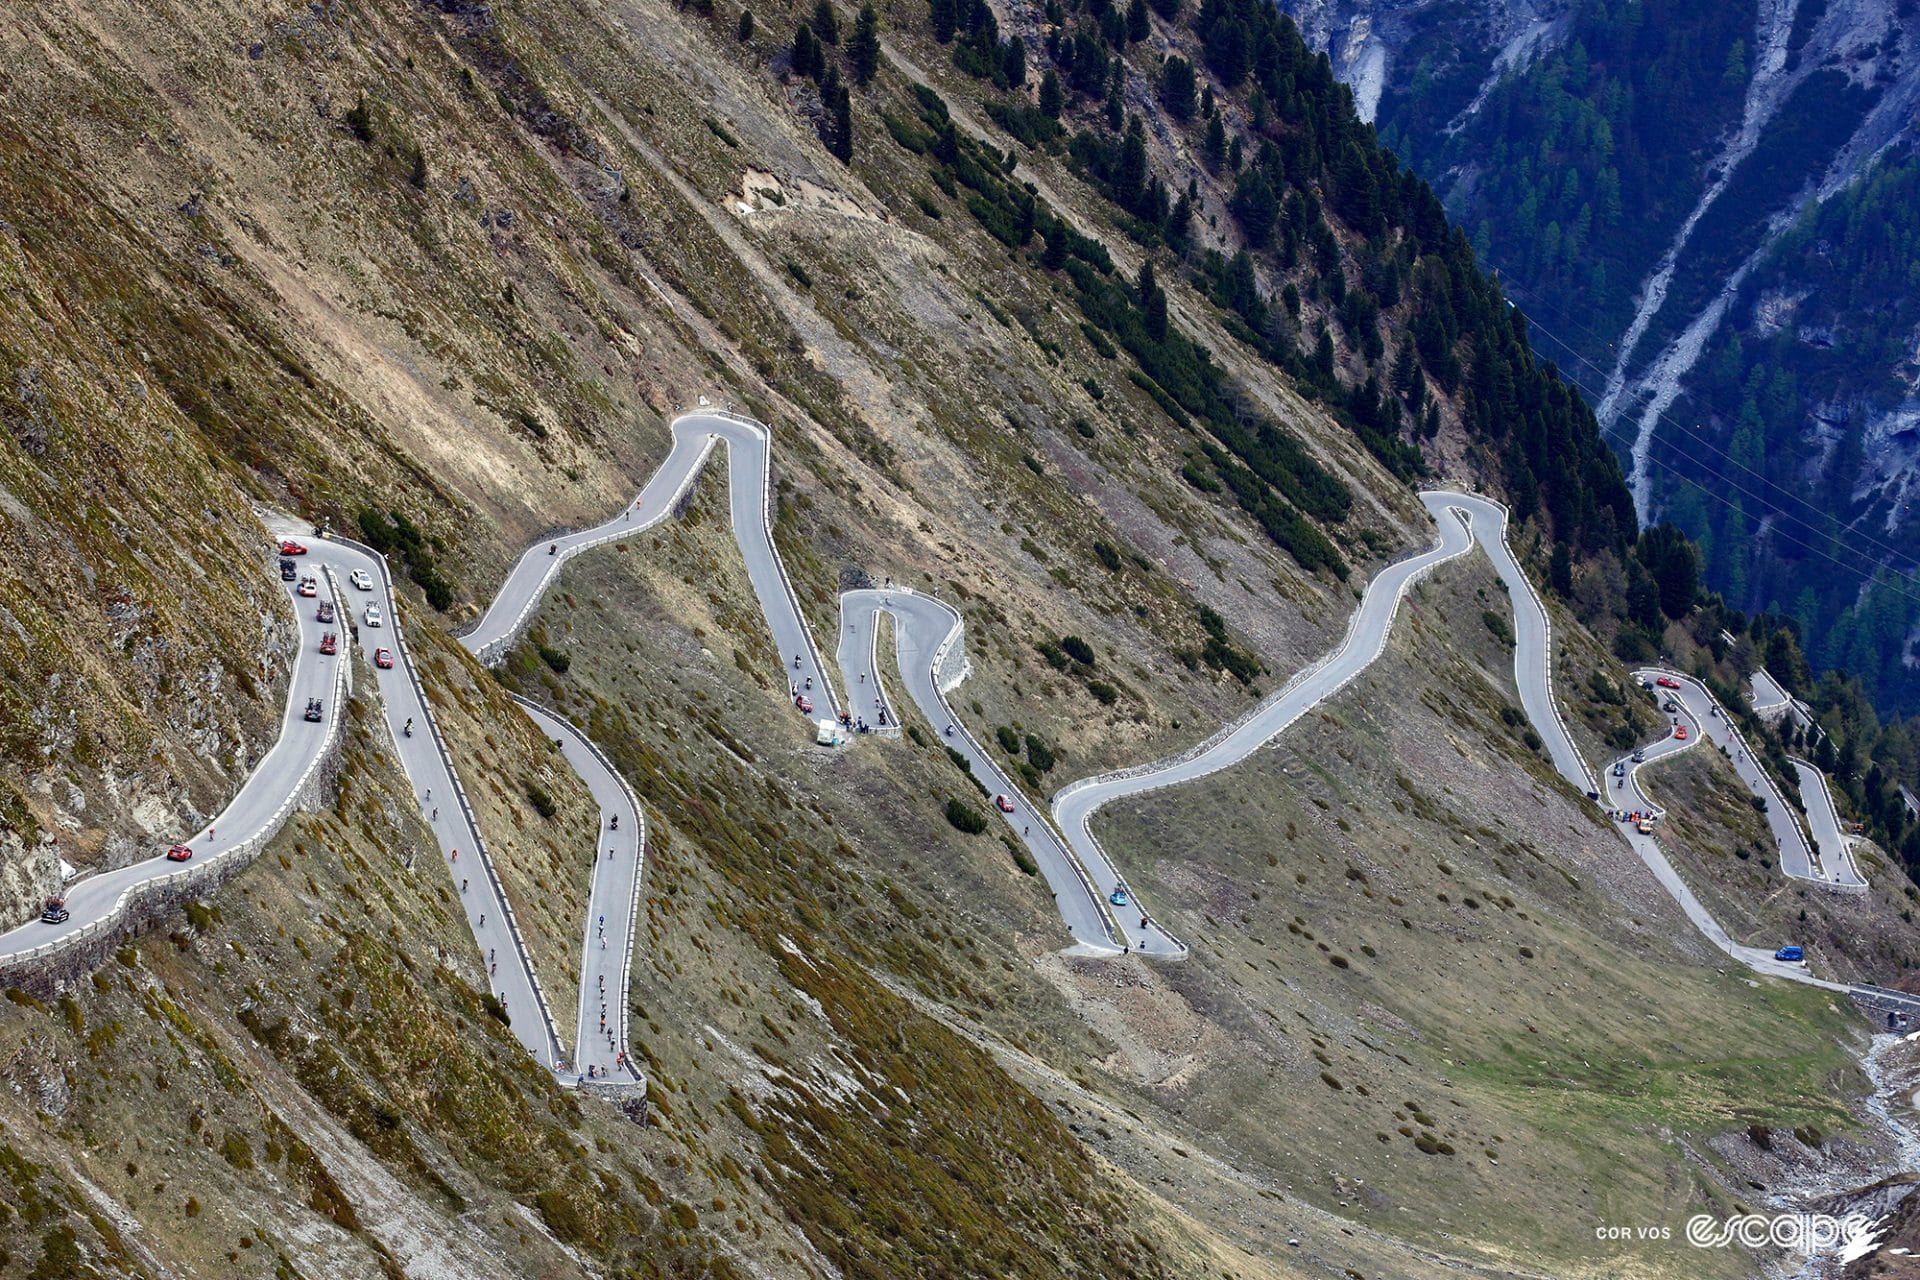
[13, 406, 1914, 1073]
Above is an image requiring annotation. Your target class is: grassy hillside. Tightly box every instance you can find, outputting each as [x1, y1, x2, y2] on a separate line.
[0, 0, 1908, 1273]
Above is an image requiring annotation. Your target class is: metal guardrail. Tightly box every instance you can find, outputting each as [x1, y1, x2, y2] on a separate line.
[512, 694, 647, 1085]
[326, 533, 569, 1070]
[1635, 666, 1853, 893]
[1788, 754, 1870, 894]
[865, 587, 1134, 953]
[851, 598, 902, 735]
[13, 431, 1911, 1046]
[1469, 495, 1598, 796]
[0, 575, 351, 970]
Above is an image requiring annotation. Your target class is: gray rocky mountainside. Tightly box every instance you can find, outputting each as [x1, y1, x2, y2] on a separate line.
[1292, 0, 1920, 720]
[1, 0, 1918, 1277]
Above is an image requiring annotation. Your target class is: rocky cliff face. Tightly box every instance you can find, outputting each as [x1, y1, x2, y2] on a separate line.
[1291, 0, 1920, 714]
[0, 0, 1912, 1275]
[1283, 0, 1568, 122]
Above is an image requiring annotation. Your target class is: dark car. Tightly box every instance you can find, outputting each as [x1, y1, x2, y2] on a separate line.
[279, 557, 298, 581]
[304, 698, 324, 723]
[40, 898, 69, 925]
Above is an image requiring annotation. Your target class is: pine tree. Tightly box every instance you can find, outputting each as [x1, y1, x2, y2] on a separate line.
[1202, 113, 1226, 172]
[1168, 190, 1193, 243]
[1550, 542, 1573, 596]
[1039, 68, 1064, 118]
[829, 81, 854, 161]
[1001, 35, 1026, 88]
[1125, 0, 1149, 41]
[813, 0, 839, 43]
[1160, 55, 1195, 121]
[793, 22, 822, 78]
[929, 0, 957, 42]
[345, 93, 374, 143]
[849, 4, 880, 82]
[1229, 168, 1277, 246]
[737, 8, 755, 40]
[1205, 16, 1248, 87]
[1139, 261, 1169, 341]
[1041, 224, 1070, 270]
[1312, 326, 1335, 381]
[1104, 69, 1124, 130]
[1389, 334, 1417, 397]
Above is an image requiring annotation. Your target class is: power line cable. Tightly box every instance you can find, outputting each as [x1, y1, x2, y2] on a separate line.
[1505, 272, 1912, 564]
[1476, 279, 1920, 615]
[1637, 452, 1920, 618]
[1497, 279, 1920, 577]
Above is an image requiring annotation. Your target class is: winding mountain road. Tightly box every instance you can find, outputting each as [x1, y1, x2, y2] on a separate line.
[299, 530, 570, 1072]
[836, 588, 1138, 954]
[10, 404, 1917, 1078]
[0, 559, 348, 961]
[1794, 757, 1868, 889]
[1632, 670, 1820, 878]
[1048, 493, 1482, 954]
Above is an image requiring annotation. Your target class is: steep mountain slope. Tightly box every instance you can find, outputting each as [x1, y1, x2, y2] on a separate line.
[1662, 143, 1920, 716]
[0, 0, 1915, 1275]
[1293, 0, 1920, 726]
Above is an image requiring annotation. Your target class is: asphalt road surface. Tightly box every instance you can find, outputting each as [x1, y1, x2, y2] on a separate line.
[0, 551, 345, 960]
[16, 408, 1916, 1065]
[464, 412, 837, 723]
[1459, 500, 1598, 795]
[1794, 758, 1867, 888]
[837, 589, 1135, 954]
[1454, 515, 1847, 987]
[1750, 668, 1792, 716]
[1603, 677, 1846, 981]
[1626, 669, 1851, 886]
[1046, 493, 1495, 956]
[518, 701, 645, 1082]
[314, 528, 567, 1071]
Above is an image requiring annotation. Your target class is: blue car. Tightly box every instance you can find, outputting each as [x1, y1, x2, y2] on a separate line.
[1774, 945, 1804, 962]
[1109, 888, 1130, 907]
